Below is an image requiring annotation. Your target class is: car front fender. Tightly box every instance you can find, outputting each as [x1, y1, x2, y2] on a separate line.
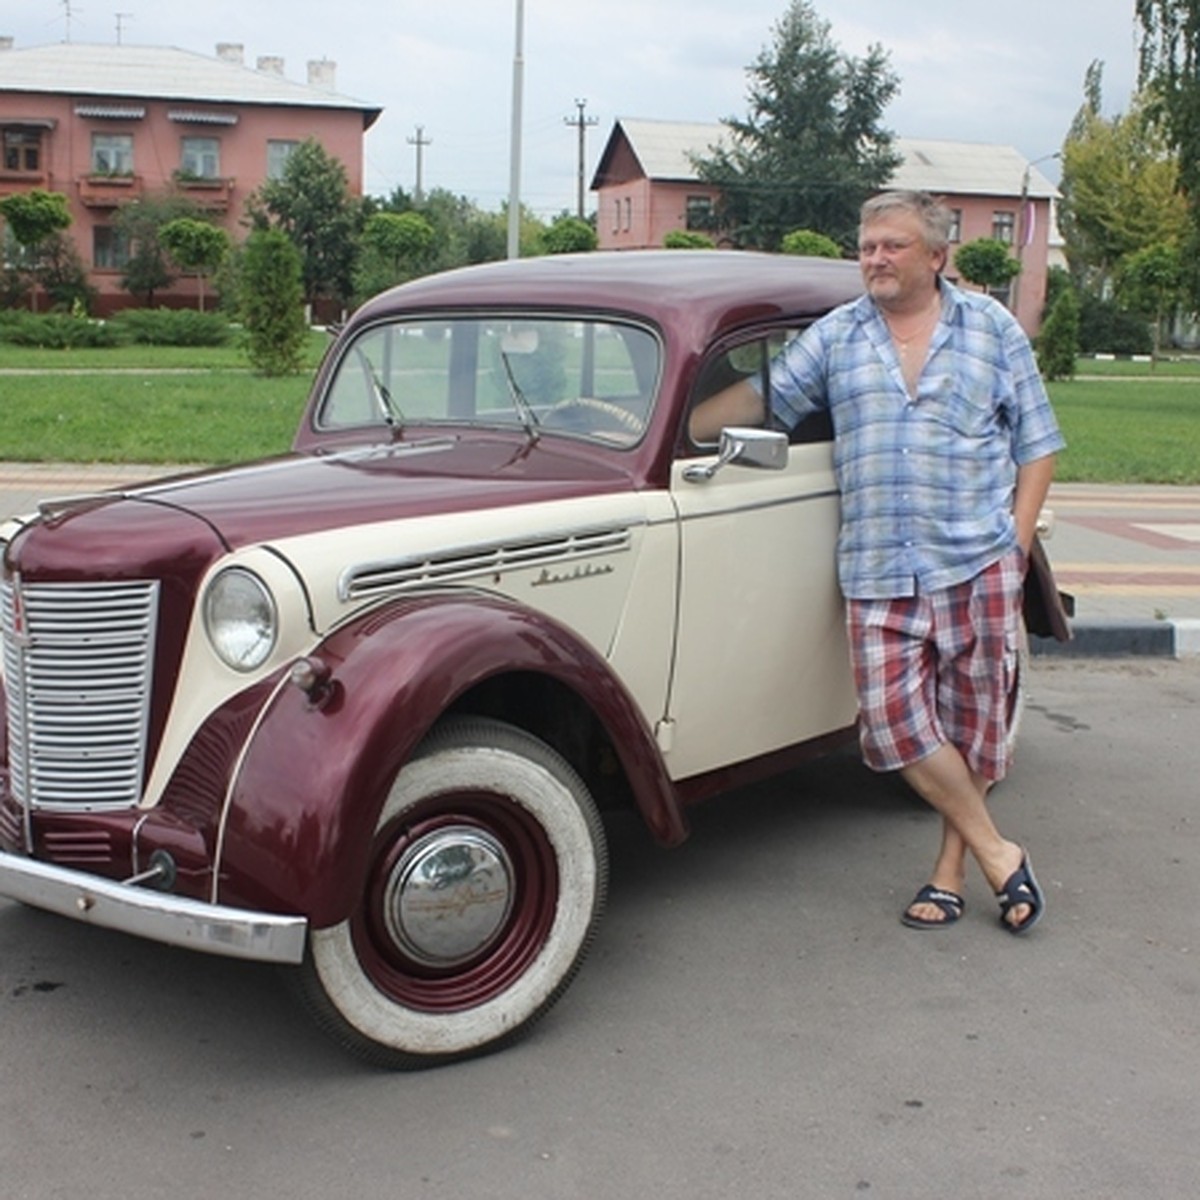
[216, 592, 683, 926]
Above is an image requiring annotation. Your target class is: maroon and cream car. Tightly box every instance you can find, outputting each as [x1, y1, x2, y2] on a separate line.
[0, 251, 1064, 1067]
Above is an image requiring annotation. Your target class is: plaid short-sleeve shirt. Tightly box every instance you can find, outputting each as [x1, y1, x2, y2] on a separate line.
[764, 280, 1065, 600]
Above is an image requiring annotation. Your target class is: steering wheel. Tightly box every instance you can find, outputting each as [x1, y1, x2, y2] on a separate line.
[543, 397, 646, 437]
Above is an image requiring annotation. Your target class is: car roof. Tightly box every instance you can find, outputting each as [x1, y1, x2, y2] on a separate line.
[351, 250, 864, 343]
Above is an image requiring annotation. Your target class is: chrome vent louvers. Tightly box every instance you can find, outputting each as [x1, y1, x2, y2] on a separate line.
[340, 527, 631, 600]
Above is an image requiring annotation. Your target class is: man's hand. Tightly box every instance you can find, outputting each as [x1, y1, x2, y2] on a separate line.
[687, 379, 766, 443]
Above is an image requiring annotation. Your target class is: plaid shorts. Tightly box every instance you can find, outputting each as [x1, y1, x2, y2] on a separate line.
[846, 549, 1026, 781]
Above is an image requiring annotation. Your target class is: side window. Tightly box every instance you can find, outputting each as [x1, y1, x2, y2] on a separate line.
[690, 339, 769, 452]
[688, 328, 832, 452]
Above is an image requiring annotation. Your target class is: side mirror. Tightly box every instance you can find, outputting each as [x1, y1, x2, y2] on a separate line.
[683, 427, 788, 482]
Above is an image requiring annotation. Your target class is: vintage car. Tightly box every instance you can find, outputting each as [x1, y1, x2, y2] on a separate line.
[0, 251, 1066, 1067]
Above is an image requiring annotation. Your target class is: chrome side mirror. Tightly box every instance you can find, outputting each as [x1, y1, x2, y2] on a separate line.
[683, 427, 788, 483]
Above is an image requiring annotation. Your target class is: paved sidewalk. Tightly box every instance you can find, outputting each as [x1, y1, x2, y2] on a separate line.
[1039, 482, 1200, 658]
[0, 463, 1197, 656]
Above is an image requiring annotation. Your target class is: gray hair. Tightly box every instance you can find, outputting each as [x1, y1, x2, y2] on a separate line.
[860, 190, 954, 255]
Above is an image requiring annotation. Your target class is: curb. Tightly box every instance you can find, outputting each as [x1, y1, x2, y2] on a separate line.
[1032, 617, 1200, 659]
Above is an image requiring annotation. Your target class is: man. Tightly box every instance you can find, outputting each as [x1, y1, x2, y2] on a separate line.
[691, 190, 1064, 934]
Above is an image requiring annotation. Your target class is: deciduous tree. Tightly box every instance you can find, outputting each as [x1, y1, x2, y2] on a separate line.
[953, 238, 1022, 297]
[780, 228, 843, 258]
[1058, 65, 1187, 291]
[0, 189, 72, 311]
[159, 218, 230, 312]
[353, 211, 437, 301]
[114, 194, 203, 306]
[541, 215, 597, 255]
[248, 139, 362, 313]
[1117, 241, 1185, 363]
[1136, 0, 1200, 304]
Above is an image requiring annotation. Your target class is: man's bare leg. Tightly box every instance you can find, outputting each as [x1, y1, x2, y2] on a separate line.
[901, 743, 1031, 929]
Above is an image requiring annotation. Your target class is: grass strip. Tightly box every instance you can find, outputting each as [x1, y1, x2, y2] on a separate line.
[0, 348, 1196, 480]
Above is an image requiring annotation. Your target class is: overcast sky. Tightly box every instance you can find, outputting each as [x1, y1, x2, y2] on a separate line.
[7, 0, 1144, 217]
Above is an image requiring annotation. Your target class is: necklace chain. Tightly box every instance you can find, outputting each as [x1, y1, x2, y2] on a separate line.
[885, 298, 940, 354]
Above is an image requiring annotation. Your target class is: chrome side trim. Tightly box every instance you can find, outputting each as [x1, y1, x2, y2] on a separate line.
[0, 851, 307, 965]
[339, 525, 633, 601]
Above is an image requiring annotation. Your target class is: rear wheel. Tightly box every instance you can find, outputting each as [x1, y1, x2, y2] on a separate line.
[291, 716, 608, 1068]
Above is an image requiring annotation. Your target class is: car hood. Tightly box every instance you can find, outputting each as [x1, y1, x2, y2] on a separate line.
[47, 436, 640, 551]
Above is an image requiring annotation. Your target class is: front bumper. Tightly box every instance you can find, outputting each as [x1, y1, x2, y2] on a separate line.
[0, 850, 307, 965]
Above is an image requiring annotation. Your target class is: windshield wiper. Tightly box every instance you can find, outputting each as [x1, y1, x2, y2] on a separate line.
[357, 349, 404, 431]
[499, 351, 541, 443]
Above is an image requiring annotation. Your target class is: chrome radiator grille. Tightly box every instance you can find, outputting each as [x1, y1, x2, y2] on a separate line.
[2, 579, 159, 812]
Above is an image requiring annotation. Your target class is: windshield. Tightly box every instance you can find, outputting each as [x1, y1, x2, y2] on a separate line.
[318, 315, 660, 448]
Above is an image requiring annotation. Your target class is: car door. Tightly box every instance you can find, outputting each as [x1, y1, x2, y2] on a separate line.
[660, 330, 858, 782]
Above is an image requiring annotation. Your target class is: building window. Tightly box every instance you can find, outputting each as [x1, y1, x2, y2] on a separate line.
[93, 226, 130, 270]
[685, 195, 714, 231]
[948, 208, 962, 244]
[180, 136, 220, 179]
[3, 129, 41, 173]
[988, 283, 1013, 309]
[992, 210, 1015, 244]
[267, 139, 299, 180]
[91, 133, 133, 176]
[623, 197, 632, 232]
[613, 199, 621, 234]
[2, 224, 30, 269]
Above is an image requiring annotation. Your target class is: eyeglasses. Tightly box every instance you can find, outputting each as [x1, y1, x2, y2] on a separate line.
[858, 238, 917, 258]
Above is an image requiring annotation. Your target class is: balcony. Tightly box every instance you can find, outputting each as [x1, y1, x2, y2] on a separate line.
[78, 173, 143, 207]
[172, 174, 235, 212]
[0, 170, 50, 198]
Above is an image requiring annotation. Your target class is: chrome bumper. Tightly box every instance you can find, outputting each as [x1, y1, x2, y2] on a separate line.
[0, 850, 308, 965]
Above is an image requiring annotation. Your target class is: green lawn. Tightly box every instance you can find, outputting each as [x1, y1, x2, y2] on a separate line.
[1074, 355, 1200, 378]
[0, 371, 312, 463]
[1049, 375, 1200, 484]
[0, 333, 330, 464]
[0, 348, 1197, 480]
[0, 329, 332, 373]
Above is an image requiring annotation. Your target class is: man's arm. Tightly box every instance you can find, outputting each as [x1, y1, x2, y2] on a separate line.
[1013, 453, 1057, 554]
[687, 378, 766, 443]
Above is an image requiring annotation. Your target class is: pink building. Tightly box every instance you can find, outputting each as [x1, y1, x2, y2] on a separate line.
[591, 120, 1058, 335]
[0, 38, 380, 314]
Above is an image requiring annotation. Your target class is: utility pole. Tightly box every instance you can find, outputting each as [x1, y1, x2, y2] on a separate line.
[115, 12, 133, 44]
[61, 0, 80, 42]
[564, 99, 598, 220]
[407, 125, 432, 204]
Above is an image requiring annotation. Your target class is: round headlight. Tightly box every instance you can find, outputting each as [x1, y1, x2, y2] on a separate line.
[204, 568, 278, 671]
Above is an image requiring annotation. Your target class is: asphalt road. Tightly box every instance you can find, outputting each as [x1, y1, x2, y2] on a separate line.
[2, 655, 1197, 1200]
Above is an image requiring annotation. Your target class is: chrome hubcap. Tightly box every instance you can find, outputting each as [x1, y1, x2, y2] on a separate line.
[383, 826, 515, 968]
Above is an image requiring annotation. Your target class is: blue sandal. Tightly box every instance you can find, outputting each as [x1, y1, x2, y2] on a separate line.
[996, 853, 1045, 935]
[901, 884, 965, 929]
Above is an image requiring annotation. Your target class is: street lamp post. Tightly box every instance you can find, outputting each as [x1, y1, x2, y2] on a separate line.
[1012, 151, 1060, 322]
[507, 0, 525, 260]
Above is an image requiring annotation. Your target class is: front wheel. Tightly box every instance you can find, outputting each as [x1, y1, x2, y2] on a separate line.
[290, 717, 608, 1068]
